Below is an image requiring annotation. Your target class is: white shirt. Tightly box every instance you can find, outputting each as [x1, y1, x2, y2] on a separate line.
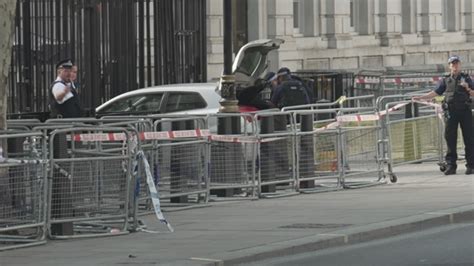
[52, 77, 74, 104]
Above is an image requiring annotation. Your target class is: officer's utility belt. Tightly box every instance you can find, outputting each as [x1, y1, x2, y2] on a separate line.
[443, 99, 472, 111]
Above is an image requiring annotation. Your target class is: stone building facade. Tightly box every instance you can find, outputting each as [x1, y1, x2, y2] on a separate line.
[207, 0, 474, 80]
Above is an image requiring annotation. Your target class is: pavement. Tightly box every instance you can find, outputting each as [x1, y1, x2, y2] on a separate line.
[0, 162, 473, 266]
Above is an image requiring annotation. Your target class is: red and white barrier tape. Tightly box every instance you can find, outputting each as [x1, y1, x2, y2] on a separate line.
[313, 100, 443, 133]
[356, 76, 442, 85]
[139, 129, 211, 140]
[72, 129, 211, 142]
[72, 129, 284, 144]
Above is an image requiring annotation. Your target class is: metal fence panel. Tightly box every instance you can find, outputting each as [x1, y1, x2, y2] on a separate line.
[0, 132, 47, 250]
[47, 127, 131, 239]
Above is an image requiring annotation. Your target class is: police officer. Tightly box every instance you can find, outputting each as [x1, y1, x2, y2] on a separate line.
[271, 67, 310, 108]
[50, 59, 82, 118]
[413, 55, 474, 175]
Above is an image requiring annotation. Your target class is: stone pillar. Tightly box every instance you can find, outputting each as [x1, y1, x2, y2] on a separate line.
[416, 0, 444, 44]
[206, 0, 224, 81]
[374, 0, 403, 46]
[461, 0, 474, 42]
[320, 0, 353, 49]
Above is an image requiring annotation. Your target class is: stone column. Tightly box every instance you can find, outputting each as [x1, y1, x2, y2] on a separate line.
[320, 0, 353, 48]
[461, 0, 474, 42]
[416, 0, 444, 44]
[374, 0, 402, 46]
[206, 0, 224, 81]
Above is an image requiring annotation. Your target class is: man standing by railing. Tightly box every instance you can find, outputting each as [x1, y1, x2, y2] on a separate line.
[413, 55, 474, 175]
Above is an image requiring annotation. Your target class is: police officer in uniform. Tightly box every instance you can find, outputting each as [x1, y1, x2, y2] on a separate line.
[50, 59, 82, 118]
[271, 67, 310, 109]
[413, 55, 474, 175]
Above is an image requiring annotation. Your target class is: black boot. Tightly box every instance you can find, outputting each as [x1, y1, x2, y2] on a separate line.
[444, 165, 457, 175]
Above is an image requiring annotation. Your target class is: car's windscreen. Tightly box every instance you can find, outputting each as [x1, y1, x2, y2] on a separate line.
[99, 93, 164, 113]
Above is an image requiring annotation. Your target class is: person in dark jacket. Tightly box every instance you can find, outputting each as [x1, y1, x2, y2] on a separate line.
[236, 76, 276, 110]
[413, 55, 474, 175]
[50, 59, 82, 118]
[271, 67, 310, 109]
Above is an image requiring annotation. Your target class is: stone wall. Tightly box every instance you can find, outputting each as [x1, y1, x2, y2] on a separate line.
[207, 0, 474, 80]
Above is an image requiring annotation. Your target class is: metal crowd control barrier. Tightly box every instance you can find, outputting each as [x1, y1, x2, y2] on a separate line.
[7, 119, 43, 131]
[254, 111, 298, 198]
[292, 109, 342, 193]
[282, 95, 376, 112]
[0, 131, 47, 250]
[47, 127, 132, 239]
[354, 71, 443, 98]
[151, 117, 210, 208]
[383, 101, 444, 177]
[207, 113, 258, 200]
[336, 107, 386, 188]
[379, 73, 441, 95]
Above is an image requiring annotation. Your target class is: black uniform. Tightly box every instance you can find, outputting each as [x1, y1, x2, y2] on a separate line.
[434, 73, 474, 169]
[271, 79, 310, 109]
[49, 80, 82, 118]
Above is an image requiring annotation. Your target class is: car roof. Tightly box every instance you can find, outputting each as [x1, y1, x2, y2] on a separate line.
[118, 82, 218, 96]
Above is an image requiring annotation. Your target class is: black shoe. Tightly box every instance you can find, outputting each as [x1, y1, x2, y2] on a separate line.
[466, 167, 474, 175]
[444, 166, 457, 175]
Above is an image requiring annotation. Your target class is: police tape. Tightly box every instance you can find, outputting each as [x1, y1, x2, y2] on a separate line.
[72, 129, 284, 144]
[312, 100, 443, 133]
[355, 76, 442, 84]
[72, 129, 212, 142]
[135, 150, 174, 232]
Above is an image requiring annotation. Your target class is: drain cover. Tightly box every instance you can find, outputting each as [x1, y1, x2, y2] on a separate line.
[279, 223, 351, 229]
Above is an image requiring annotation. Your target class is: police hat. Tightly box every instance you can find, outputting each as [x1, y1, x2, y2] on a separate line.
[448, 55, 461, 64]
[264, 71, 277, 82]
[277, 67, 291, 77]
[56, 59, 73, 69]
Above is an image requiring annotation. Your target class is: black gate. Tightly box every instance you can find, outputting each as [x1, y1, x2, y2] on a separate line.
[8, 0, 207, 115]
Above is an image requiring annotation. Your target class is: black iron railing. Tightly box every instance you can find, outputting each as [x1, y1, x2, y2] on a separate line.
[8, 0, 207, 115]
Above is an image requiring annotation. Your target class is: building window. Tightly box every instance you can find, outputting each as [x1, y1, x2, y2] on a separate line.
[293, 0, 299, 29]
[350, 0, 354, 27]
[442, 0, 448, 30]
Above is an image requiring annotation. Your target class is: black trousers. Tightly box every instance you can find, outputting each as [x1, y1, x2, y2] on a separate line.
[445, 108, 474, 167]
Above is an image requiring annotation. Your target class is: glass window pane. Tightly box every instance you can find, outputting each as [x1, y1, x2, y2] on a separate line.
[100, 93, 163, 113]
[165, 92, 207, 112]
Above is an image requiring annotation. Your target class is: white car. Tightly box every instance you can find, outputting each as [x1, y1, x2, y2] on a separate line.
[95, 83, 220, 116]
